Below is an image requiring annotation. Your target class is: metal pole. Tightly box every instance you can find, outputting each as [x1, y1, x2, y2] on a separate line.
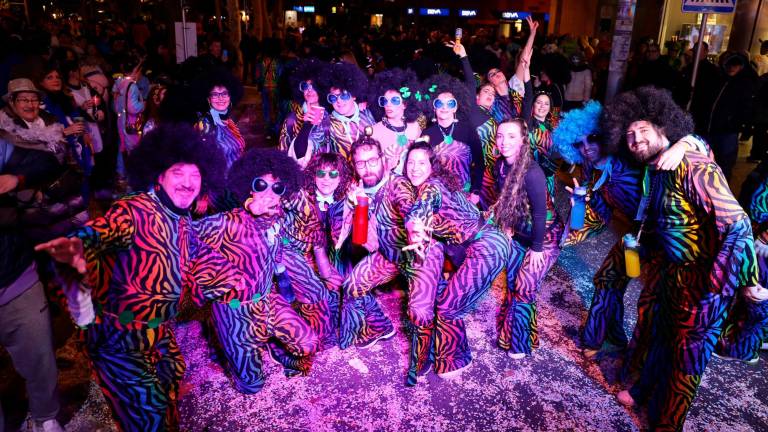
[181, 0, 188, 61]
[749, 0, 764, 50]
[686, 13, 708, 111]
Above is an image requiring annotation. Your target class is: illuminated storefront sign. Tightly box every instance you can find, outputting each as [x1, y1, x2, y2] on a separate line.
[419, 8, 449, 16]
[501, 11, 532, 20]
[459, 9, 477, 17]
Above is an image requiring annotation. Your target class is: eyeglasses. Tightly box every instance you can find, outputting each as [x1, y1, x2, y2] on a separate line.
[251, 177, 286, 195]
[327, 91, 352, 104]
[433, 98, 457, 109]
[209, 91, 230, 100]
[378, 96, 402, 107]
[15, 98, 40, 105]
[299, 81, 315, 92]
[316, 169, 339, 179]
[353, 156, 381, 170]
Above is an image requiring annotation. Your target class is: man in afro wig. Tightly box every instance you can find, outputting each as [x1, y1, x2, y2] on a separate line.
[127, 122, 226, 199]
[603, 86, 759, 432]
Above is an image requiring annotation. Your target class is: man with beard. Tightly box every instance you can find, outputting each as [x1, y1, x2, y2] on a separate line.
[36, 124, 250, 432]
[341, 134, 444, 385]
[601, 86, 759, 431]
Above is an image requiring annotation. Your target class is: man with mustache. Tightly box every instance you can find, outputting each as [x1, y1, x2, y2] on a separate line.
[601, 86, 760, 431]
[36, 124, 250, 432]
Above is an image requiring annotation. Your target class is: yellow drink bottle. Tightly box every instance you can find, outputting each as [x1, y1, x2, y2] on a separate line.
[623, 234, 641, 278]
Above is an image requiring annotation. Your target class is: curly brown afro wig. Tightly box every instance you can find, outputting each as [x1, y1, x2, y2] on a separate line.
[227, 148, 302, 203]
[366, 68, 422, 123]
[316, 61, 369, 107]
[127, 123, 226, 196]
[601, 86, 694, 155]
[288, 58, 330, 103]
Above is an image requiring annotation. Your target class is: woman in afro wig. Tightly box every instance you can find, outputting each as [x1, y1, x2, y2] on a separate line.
[419, 73, 485, 204]
[279, 58, 332, 168]
[367, 68, 424, 173]
[315, 61, 376, 159]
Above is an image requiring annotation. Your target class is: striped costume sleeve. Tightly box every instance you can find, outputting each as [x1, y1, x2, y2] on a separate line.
[71, 197, 135, 258]
[408, 181, 442, 226]
[688, 160, 758, 296]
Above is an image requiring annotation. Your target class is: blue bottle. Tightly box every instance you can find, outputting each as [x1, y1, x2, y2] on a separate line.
[570, 185, 588, 230]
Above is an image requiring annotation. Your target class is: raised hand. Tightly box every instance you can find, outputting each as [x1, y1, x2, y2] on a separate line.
[445, 41, 467, 58]
[35, 237, 87, 274]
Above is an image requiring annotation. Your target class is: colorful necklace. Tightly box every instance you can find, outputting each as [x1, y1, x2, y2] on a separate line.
[438, 123, 455, 145]
[383, 118, 409, 146]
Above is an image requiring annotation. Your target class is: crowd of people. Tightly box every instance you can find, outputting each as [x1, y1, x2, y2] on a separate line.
[2, 11, 768, 432]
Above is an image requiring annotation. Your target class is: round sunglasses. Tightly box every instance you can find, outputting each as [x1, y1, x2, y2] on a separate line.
[378, 96, 402, 107]
[299, 81, 315, 92]
[252, 178, 286, 195]
[327, 91, 352, 104]
[433, 98, 457, 110]
[316, 169, 340, 179]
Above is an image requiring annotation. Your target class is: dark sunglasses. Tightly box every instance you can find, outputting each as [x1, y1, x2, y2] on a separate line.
[251, 178, 286, 195]
[299, 81, 314, 92]
[575, 133, 601, 148]
[433, 98, 457, 109]
[316, 169, 339, 179]
[327, 92, 352, 104]
[378, 96, 402, 107]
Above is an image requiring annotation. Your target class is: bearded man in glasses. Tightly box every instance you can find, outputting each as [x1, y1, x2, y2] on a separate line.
[317, 61, 376, 160]
[193, 148, 321, 394]
[279, 59, 332, 168]
[36, 124, 251, 431]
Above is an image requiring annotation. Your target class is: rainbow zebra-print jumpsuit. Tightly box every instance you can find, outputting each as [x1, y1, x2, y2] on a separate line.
[716, 178, 768, 361]
[328, 105, 376, 160]
[194, 208, 319, 393]
[279, 102, 331, 168]
[74, 191, 247, 431]
[343, 175, 437, 377]
[627, 149, 757, 430]
[409, 178, 508, 374]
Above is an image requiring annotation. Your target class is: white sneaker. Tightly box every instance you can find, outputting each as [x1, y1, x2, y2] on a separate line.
[32, 419, 64, 432]
[357, 327, 396, 350]
[437, 360, 472, 380]
[508, 352, 526, 360]
[712, 352, 759, 365]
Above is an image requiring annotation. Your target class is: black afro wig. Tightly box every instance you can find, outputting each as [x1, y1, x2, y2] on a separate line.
[537, 53, 572, 86]
[601, 86, 694, 155]
[366, 68, 422, 123]
[417, 73, 474, 123]
[288, 58, 330, 103]
[316, 61, 369, 106]
[227, 148, 302, 203]
[190, 66, 245, 113]
[127, 123, 226, 196]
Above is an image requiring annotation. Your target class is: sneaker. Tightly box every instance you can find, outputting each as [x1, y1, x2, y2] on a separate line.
[437, 360, 472, 380]
[616, 390, 636, 407]
[357, 327, 396, 350]
[508, 352, 526, 360]
[712, 352, 759, 365]
[32, 419, 64, 432]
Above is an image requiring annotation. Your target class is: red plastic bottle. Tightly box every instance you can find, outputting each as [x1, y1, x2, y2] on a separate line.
[352, 196, 369, 245]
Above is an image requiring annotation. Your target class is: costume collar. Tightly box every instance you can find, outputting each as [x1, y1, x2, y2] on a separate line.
[332, 103, 360, 124]
[316, 190, 335, 211]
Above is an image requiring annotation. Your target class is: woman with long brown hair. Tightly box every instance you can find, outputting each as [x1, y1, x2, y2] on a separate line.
[492, 118, 562, 359]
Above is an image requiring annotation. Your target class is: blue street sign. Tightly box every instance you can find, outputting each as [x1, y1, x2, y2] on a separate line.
[682, 0, 737, 14]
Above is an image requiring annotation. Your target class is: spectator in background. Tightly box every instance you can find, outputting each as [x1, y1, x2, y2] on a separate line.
[632, 42, 677, 91]
[0, 78, 64, 432]
[563, 51, 592, 111]
[112, 54, 145, 188]
[692, 51, 758, 180]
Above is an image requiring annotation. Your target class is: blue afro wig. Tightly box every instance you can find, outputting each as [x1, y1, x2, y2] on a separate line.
[552, 100, 602, 164]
